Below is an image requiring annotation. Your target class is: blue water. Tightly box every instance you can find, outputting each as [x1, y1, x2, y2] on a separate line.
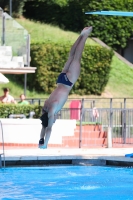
[0, 166, 133, 200]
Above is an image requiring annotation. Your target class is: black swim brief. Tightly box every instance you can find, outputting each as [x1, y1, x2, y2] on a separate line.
[40, 111, 48, 127]
[56, 73, 73, 86]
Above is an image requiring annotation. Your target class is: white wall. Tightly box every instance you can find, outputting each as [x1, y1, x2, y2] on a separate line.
[0, 119, 76, 145]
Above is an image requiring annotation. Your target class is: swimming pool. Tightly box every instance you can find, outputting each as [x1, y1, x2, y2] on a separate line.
[0, 165, 133, 200]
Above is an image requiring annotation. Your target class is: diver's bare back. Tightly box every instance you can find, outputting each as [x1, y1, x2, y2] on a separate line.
[44, 83, 71, 114]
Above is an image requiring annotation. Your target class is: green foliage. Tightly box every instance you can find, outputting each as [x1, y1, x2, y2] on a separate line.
[82, 0, 133, 50]
[47, 0, 68, 6]
[23, 0, 133, 50]
[24, 0, 83, 31]
[0, 104, 42, 118]
[3, 18, 133, 98]
[76, 121, 102, 125]
[24, 0, 62, 26]
[3, 0, 133, 50]
[28, 42, 114, 95]
[76, 46, 114, 95]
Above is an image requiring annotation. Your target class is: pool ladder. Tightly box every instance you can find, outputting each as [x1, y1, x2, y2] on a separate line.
[0, 120, 5, 168]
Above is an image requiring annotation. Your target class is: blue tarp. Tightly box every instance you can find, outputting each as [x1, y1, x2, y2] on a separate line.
[85, 11, 133, 17]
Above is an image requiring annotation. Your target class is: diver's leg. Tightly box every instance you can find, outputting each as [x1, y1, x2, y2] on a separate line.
[66, 27, 92, 83]
[62, 35, 83, 73]
[38, 126, 46, 147]
[40, 126, 46, 139]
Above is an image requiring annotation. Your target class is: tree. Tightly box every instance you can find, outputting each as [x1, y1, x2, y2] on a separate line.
[82, 0, 133, 51]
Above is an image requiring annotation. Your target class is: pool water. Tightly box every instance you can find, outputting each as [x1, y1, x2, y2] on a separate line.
[0, 165, 133, 200]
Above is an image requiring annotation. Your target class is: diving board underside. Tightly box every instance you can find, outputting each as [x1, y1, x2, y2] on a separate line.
[0, 67, 36, 74]
[85, 11, 133, 17]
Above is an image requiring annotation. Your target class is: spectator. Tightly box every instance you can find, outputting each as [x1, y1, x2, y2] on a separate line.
[18, 94, 29, 105]
[0, 88, 17, 104]
[93, 107, 99, 121]
[93, 107, 100, 131]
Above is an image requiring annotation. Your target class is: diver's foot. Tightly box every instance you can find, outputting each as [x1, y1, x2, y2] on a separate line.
[39, 138, 44, 145]
[39, 144, 47, 149]
[38, 138, 47, 149]
[81, 27, 93, 36]
[38, 138, 45, 149]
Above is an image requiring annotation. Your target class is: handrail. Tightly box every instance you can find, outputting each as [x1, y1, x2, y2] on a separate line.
[0, 120, 5, 168]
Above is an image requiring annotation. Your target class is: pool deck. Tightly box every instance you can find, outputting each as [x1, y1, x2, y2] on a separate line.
[1, 147, 133, 167]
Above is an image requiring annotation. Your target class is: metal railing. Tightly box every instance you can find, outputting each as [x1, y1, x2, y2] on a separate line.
[14, 97, 133, 146]
[0, 97, 132, 149]
[0, 120, 5, 168]
[17, 97, 133, 108]
[56, 105, 133, 146]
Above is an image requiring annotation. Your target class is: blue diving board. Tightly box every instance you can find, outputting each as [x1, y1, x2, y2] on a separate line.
[85, 11, 133, 17]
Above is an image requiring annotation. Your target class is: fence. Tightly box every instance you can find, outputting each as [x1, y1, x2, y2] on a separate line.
[11, 98, 133, 147]
[24, 97, 133, 108]
[0, 98, 133, 149]
[16, 97, 133, 147]
[55, 101, 133, 147]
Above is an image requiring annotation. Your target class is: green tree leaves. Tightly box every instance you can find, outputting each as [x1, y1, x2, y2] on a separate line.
[83, 0, 133, 50]
[24, 0, 133, 51]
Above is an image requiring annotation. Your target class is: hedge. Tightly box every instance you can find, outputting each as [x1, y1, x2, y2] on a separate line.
[76, 121, 101, 125]
[0, 104, 42, 118]
[26, 42, 114, 95]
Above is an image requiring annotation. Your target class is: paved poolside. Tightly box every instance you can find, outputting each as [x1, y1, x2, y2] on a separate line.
[1, 147, 133, 167]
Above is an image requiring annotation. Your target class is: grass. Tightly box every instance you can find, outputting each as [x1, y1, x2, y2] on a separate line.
[0, 78, 47, 99]
[1, 17, 133, 99]
[16, 18, 97, 45]
[104, 56, 133, 98]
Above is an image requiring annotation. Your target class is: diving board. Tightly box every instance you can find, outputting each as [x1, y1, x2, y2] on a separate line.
[85, 11, 133, 17]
